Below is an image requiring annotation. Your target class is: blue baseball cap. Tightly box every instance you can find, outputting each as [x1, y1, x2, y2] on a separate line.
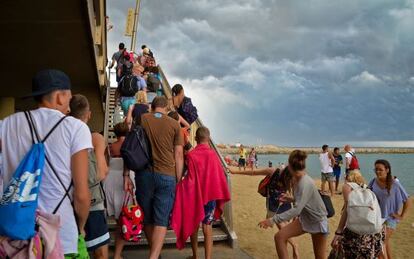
[25, 69, 72, 98]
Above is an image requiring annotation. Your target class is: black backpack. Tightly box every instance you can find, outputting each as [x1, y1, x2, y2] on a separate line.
[146, 74, 161, 92]
[120, 125, 152, 172]
[178, 97, 198, 125]
[118, 74, 138, 97]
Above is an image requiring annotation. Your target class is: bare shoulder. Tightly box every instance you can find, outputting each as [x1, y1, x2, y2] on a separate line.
[92, 132, 104, 140]
[91, 132, 105, 146]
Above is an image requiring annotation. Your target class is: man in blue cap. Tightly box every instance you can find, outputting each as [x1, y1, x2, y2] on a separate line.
[0, 69, 92, 257]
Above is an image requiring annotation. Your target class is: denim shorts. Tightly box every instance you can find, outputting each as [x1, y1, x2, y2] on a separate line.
[321, 172, 335, 182]
[384, 219, 398, 230]
[135, 170, 176, 227]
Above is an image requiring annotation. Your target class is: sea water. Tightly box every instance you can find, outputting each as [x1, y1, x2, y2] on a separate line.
[255, 153, 414, 194]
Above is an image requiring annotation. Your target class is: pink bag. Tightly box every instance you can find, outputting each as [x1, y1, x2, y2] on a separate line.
[120, 192, 144, 242]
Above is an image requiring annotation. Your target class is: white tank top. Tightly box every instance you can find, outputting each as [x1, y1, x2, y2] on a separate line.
[319, 152, 333, 173]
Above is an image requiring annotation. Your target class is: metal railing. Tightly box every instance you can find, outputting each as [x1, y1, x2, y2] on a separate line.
[103, 69, 112, 143]
[158, 65, 238, 247]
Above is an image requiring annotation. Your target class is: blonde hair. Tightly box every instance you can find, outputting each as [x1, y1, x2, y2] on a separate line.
[135, 90, 148, 104]
[132, 64, 144, 75]
[347, 170, 366, 186]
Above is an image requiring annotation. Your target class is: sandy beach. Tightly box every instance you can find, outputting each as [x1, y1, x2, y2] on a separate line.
[230, 172, 414, 259]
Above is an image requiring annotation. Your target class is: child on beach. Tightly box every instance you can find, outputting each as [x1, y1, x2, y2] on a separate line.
[171, 127, 231, 259]
[258, 150, 328, 259]
[370, 160, 411, 259]
[331, 170, 384, 259]
[266, 167, 299, 258]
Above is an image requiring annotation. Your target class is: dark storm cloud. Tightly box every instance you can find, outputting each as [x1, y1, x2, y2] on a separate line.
[107, 0, 414, 146]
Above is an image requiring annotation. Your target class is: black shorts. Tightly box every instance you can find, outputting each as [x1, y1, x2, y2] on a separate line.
[238, 158, 246, 166]
[84, 210, 110, 251]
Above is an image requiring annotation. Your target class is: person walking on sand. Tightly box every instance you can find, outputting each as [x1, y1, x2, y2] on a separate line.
[332, 147, 343, 193]
[265, 167, 299, 259]
[369, 160, 411, 259]
[171, 127, 231, 259]
[319, 144, 335, 196]
[331, 170, 384, 259]
[238, 145, 247, 171]
[259, 150, 328, 259]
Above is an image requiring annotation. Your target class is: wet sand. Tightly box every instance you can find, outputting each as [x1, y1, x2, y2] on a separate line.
[230, 173, 414, 259]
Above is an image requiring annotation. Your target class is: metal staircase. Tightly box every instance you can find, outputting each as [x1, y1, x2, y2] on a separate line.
[103, 67, 237, 248]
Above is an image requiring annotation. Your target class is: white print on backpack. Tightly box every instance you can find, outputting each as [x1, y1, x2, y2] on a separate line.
[0, 170, 41, 204]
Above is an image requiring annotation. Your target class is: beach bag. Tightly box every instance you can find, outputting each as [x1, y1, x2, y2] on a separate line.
[258, 168, 282, 197]
[118, 74, 138, 97]
[0, 112, 66, 240]
[319, 191, 335, 218]
[120, 193, 144, 242]
[258, 174, 274, 197]
[346, 182, 382, 234]
[120, 125, 152, 172]
[178, 97, 198, 125]
[348, 152, 360, 170]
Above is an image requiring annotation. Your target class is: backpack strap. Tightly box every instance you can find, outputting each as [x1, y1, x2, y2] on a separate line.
[346, 182, 361, 190]
[368, 179, 375, 190]
[24, 111, 72, 214]
[347, 151, 355, 157]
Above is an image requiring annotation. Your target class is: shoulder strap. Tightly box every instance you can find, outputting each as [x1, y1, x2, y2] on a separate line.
[347, 151, 355, 157]
[24, 111, 72, 214]
[368, 179, 375, 190]
[25, 111, 67, 143]
[346, 182, 361, 190]
[24, 112, 36, 144]
[116, 50, 124, 63]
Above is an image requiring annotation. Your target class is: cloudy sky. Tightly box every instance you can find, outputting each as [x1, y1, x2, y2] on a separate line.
[107, 0, 414, 147]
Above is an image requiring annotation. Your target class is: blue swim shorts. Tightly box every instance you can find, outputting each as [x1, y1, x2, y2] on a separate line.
[135, 170, 176, 227]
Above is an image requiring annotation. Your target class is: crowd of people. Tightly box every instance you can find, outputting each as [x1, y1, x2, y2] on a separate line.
[0, 42, 412, 259]
[257, 146, 410, 259]
[0, 43, 230, 259]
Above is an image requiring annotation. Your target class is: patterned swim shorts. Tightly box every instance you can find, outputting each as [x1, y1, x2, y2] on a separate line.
[202, 200, 216, 225]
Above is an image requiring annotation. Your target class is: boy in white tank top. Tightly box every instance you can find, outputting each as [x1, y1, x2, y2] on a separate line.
[319, 144, 335, 196]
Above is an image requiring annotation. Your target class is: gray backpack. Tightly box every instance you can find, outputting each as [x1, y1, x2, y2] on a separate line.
[88, 151, 105, 207]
